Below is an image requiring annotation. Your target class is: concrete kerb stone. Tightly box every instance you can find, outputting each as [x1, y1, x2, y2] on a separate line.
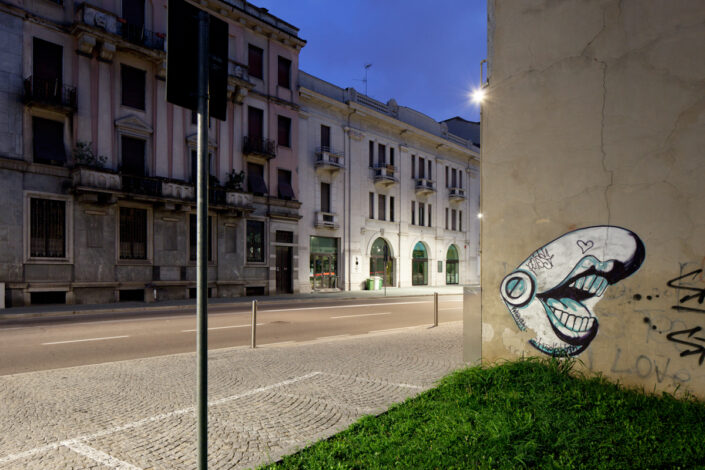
[0, 286, 472, 322]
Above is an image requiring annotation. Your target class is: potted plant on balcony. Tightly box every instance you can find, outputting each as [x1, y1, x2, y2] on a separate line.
[72, 141, 107, 169]
[224, 169, 245, 192]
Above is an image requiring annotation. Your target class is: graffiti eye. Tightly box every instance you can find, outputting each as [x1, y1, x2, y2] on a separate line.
[500, 271, 535, 308]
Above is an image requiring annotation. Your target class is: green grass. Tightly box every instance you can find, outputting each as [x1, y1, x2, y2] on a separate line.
[260, 358, 705, 469]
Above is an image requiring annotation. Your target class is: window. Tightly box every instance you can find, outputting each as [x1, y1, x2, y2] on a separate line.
[452, 168, 457, 188]
[419, 157, 425, 179]
[30, 198, 66, 258]
[247, 162, 267, 195]
[411, 201, 415, 225]
[369, 192, 374, 219]
[459, 171, 463, 189]
[277, 115, 291, 147]
[419, 202, 425, 226]
[32, 38, 63, 103]
[451, 209, 457, 231]
[121, 136, 146, 176]
[378, 143, 385, 166]
[389, 147, 395, 166]
[277, 169, 295, 200]
[189, 214, 213, 261]
[411, 155, 415, 178]
[321, 182, 331, 212]
[428, 160, 432, 180]
[122, 0, 145, 25]
[321, 125, 331, 150]
[428, 204, 432, 227]
[119, 207, 147, 259]
[246, 220, 265, 262]
[368, 141, 374, 167]
[276, 230, 293, 243]
[121, 64, 145, 110]
[390, 196, 395, 222]
[32, 117, 65, 165]
[378, 194, 386, 221]
[445, 208, 449, 229]
[445, 166, 449, 188]
[277, 56, 291, 89]
[248, 44, 263, 79]
[248, 106, 264, 139]
[459, 211, 463, 232]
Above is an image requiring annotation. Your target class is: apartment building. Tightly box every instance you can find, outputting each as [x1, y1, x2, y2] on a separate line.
[0, 0, 305, 306]
[298, 72, 480, 292]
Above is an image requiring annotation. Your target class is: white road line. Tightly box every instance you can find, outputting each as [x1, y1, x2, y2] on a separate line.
[63, 441, 141, 470]
[330, 312, 391, 319]
[318, 372, 424, 390]
[181, 323, 263, 333]
[41, 335, 129, 346]
[0, 372, 321, 467]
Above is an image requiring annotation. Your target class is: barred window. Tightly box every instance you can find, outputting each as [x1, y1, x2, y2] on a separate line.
[246, 220, 265, 262]
[119, 207, 147, 259]
[30, 198, 65, 257]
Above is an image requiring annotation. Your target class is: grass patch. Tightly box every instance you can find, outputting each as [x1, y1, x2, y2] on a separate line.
[261, 358, 705, 469]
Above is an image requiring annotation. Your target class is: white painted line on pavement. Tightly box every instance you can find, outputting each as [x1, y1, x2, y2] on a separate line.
[318, 371, 424, 390]
[181, 323, 264, 333]
[330, 312, 391, 319]
[63, 441, 141, 470]
[0, 372, 321, 467]
[42, 335, 129, 346]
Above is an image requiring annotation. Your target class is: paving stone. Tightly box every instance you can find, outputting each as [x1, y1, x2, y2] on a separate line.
[0, 321, 464, 469]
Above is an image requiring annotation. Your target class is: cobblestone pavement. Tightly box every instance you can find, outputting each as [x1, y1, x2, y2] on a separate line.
[0, 321, 464, 469]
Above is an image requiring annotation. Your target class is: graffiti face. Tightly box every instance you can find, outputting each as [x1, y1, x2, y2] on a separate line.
[500, 226, 645, 357]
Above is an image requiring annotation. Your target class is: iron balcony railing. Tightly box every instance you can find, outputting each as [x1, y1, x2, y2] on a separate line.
[118, 22, 165, 51]
[448, 187, 466, 200]
[209, 188, 226, 205]
[314, 147, 344, 168]
[372, 163, 398, 183]
[243, 136, 276, 159]
[23, 76, 77, 111]
[415, 178, 435, 193]
[121, 174, 163, 197]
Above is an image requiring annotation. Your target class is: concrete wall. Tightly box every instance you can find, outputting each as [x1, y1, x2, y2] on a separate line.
[479, 0, 705, 397]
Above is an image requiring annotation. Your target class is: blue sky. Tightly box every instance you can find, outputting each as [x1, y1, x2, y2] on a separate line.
[252, 0, 487, 123]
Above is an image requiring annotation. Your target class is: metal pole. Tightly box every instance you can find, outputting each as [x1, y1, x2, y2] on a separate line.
[251, 299, 257, 348]
[196, 9, 210, 470]
[433, 292, 438, 327]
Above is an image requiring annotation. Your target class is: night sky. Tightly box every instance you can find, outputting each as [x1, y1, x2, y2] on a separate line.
[252, 0, 487, 123]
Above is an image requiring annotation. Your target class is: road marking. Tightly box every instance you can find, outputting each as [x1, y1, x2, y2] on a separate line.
[63, 441, 141, 470]
[181, 323, 263, 333]
[440, 307, 462, 311]
[318, 371, 424, 390]
[0, 372, 321, 467]
[330, 312, 391, 319]
[41, 335, 129, 346]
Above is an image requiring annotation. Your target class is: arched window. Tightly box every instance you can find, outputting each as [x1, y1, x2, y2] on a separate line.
[412, 242, 428, 286]
[446, 245, 459, 285]
[370, 238, 394, 287]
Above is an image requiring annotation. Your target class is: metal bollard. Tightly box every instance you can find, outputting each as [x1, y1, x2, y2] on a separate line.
[433, 292, 439, 327]
[251, 299, 257, 348]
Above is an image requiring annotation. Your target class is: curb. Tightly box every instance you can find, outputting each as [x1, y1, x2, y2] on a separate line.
[0, 289, 473, 322]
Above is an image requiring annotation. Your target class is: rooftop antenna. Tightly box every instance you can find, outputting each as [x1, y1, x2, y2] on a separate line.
[363, 63, 371, 95]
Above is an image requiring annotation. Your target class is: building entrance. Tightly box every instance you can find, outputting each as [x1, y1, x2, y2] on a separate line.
[310, 236, 338, 290]
[370, 238, 394, 287]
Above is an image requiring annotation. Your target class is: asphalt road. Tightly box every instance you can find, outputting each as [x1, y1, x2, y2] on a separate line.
[0, 295, 465, 376]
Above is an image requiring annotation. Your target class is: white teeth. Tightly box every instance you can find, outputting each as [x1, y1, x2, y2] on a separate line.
[550, 307, 594, 333]
[583, 275, 596, 291]
[570, 275, 609, 296]
[575, 277, 585, 289]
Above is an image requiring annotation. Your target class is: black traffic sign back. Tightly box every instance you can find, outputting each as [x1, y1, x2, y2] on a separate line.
[166, 0, 228, 121]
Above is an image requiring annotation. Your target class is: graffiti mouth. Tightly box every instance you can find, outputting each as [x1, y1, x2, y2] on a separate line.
[538, 269, 609, 345]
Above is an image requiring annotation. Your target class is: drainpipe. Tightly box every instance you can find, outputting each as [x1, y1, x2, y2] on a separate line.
[345, 107, 357, 291]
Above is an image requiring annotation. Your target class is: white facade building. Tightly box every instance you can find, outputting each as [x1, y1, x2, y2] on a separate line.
[297, 72, 480, 292]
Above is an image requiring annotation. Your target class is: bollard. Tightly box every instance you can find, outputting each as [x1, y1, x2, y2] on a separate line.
[433, 292, 439, 327]
[251, 299, 257, 348]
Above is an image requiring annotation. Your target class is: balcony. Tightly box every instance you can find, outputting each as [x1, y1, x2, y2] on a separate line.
[121, 174, 163, 197]
[23, 76, 77, 113]
[314, 147, 344, 174]
[117, 21, 165, 51]
[372, 164, 398, 187]
[448, 187, 466, 202]
[243, 136, 276, 160]
[314, 211, 339, 230]
[414, 178, 435, 196]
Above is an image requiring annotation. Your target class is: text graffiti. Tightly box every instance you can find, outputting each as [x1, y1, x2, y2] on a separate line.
[526, 248, 554, 274]
[667, 269, 705, 314]
[667, 327, 705, 365]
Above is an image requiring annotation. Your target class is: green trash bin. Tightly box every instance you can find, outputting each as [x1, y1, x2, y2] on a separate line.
[366, 278, 374, 290]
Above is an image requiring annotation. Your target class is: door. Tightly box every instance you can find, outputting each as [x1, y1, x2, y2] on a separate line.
[276, 246, 292, 294]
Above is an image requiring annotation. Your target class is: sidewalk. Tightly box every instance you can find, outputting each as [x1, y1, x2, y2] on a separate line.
[0, 284, 479, 321]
